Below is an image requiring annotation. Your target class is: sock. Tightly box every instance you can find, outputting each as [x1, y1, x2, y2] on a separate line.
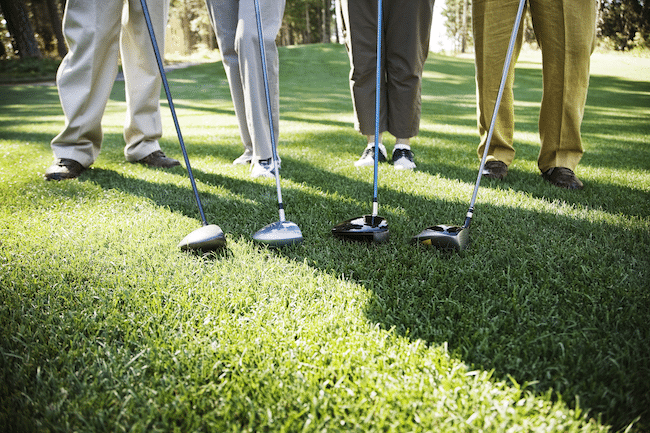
[366, 135, 383, 147]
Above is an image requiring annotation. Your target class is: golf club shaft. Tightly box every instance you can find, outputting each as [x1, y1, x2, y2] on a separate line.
[253, 0, 286, 223]
[463, 0, 526, 229]
[140, 0, 208, 226]
[372, 0, 383, 218]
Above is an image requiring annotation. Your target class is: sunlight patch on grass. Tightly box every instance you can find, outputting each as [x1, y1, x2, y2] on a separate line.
[0, 46, 648, 432]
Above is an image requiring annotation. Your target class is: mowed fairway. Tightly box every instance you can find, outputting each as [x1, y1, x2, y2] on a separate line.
[1, 45, 648, 432]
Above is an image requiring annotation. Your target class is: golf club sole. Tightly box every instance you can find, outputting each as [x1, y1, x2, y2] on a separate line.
[412, 0, 526, 252]
[140, 0, 226, 252]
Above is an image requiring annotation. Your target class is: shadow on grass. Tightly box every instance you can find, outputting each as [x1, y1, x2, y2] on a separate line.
[3, 47, 649, 432]
[73, 145, 650, 432]
[279, 158, 650, 432]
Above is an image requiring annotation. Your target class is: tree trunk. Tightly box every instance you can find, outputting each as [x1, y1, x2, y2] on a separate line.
[46, 0, 67, 57]
[304, 3, 311, 44]
[206, 21, 216, 51]
[461, 0, 468, 53]
[321, 0, 330, 43]
[455, 0, 460, 52]
[334, 0, 343, 44]
[0, 0, 43, 58]
[30, 0, 54, 53]
[181, 0, 191, 55]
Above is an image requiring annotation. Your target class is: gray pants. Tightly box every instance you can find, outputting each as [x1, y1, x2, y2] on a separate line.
[339, 0, 434, 138]
[205, 0, 285, 163]
[51, 0, 169, 167]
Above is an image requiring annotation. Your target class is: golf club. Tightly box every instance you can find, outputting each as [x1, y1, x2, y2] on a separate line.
[412, 0, 526, 252]
[140, 0, 226, 252]
[332, 0, 389, 243]
[251, 0, 303, 247]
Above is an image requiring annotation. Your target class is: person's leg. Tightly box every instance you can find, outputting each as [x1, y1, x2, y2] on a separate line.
[206, 0, 254, 164]
[340, 0, 386, 136]
[50, 0, 123, 168]
[473, 0, 525, 168]
[384, 0, 434, 169]
[121, 0, 171, 163]
[236, 0, 285, 167]
[384, 0, 434, 140]
[530, 0, 595, 174]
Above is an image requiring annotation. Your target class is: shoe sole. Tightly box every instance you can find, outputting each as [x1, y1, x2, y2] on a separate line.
[354, 157, 388, 167]
[251, 172, 275, 178]
[393, 158, 415, 170]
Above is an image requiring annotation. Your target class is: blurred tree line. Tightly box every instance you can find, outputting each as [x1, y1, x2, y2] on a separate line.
[1, 0, 648, 60]
[443, 0, 650, 53]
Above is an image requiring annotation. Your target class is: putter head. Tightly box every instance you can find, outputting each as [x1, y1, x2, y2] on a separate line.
[332, 215, 389, 243]
[411, 224, 469, 252]
[178, 224, 227, 252]
[253, 220, 303, 248]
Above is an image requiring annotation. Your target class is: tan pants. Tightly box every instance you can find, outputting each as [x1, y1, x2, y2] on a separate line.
[51, 0, 169, 167]
[205, 0, 285, 163]
[473, 0, 596, 172]
[339, 0, 435, 138]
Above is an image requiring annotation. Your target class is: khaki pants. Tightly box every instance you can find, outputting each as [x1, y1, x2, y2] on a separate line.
[205, 0, 285, 163]
[339, 0, 435, 138]
[473, 0, 596, 172]
[51, 0, 169, 167]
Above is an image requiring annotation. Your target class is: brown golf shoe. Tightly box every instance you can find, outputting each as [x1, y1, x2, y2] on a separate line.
[137, 150, 180, 168]
[542, 167, 583, 190]
[482, 160, 508, 179]
[44, 158, 86, 181]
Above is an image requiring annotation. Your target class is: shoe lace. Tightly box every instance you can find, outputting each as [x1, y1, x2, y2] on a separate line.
[360, 147, 375, 159]
[393, 148, 413, 161]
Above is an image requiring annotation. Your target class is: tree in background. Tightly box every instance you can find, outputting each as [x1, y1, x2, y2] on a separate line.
[0, 0, 65, 59]
[442, 0, 471, 53]
[279, 0, 334, 46]
[0, 0, 42, 58]
[30, 0, 66, 57]
[599, 0, 650, 50]
[169, 0, 215, 55]
[166, 0, 333, 52]
[2, 0, 649, 59]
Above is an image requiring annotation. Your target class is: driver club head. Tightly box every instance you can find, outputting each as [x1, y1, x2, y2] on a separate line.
[411, 224, 469, 252]
[178, 224, 227, 252]
[332, 215, 389, 243]
[253, 220, 303, 248]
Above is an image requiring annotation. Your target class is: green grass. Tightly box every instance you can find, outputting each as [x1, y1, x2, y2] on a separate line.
[0, 57, 61, 84]
[1, 44, 649, 432]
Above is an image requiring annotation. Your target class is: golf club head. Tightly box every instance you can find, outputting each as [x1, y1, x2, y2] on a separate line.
[178, 224, 227, 252]
[253, 220, 303, 248]
[332, 215, 389, 243]
[411, 224, 469, 252]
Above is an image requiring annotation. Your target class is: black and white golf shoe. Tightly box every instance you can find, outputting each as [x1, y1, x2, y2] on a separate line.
[392, 147, 416, 170]
[354, 144, 388, 167]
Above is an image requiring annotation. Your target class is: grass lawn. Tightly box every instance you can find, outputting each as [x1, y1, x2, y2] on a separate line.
[1, 44, 648, 432]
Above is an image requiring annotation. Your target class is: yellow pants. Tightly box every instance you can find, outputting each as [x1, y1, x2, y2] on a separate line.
[473, 0, 596, 172]
[51, 0, 169, 167]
